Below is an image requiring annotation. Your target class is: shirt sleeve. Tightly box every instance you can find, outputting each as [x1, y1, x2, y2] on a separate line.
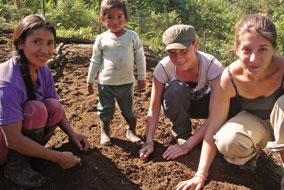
[0, 87, 23, 125]
[87, 36, 103, 83]
[207, 58, 224, 81]
[153, 63, 169, 84]
[132, 32, 146, 80]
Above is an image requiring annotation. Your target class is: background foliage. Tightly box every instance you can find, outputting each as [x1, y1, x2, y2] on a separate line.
[0, 0, 283, 65]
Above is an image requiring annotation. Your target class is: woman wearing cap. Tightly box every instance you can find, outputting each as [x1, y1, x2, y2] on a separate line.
[139, 24, 239, 160]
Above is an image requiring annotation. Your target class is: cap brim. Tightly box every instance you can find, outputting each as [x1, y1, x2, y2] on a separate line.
[165, 41, 192, 51]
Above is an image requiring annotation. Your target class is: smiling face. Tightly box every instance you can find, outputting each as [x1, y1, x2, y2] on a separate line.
[237, 31, 276, 78]
[18, 28, 55, 72]
[167, 42, 198, 72]
[102, 8, 126, 36]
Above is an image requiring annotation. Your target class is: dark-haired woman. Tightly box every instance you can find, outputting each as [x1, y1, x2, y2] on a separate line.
[0, 14, 89, 188]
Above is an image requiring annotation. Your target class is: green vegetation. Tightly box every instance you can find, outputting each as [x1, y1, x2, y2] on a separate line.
[1, 0, 283, 66]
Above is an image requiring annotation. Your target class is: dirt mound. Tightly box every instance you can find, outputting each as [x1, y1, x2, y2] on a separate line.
[0, 34, 283, 190]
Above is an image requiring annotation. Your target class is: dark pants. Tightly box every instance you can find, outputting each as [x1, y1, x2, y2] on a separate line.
[162, 80, 241, 140]
[97, 83, 136, 119]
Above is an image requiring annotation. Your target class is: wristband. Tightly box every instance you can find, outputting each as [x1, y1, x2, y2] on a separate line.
[194, 172, 207, 181]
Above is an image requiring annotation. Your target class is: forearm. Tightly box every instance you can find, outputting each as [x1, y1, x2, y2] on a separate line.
[57, 111, 75, 138]
[146, 78, 165, 143]
[136, 57, 146, 81]
[7, 133, 61, 163]
[87, 61, 100, 83]
[197, 134, 218, 176]
[134, 36, 146, 81]
[185, 119, 209, 151]
[146, 111, 160, 142]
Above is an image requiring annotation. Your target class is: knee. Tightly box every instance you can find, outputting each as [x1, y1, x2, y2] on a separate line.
[23, 100, 47, 114]
[22, 100, 48, 130]
[42, 99, 63, 127]
[216, 132, 254, 159]
[43, 99, 63, 113]
[163, 81, 190, 102]
[23, 100, 47, 118]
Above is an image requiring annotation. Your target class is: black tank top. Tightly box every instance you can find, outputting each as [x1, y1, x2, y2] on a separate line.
[228, 67, 284, 120]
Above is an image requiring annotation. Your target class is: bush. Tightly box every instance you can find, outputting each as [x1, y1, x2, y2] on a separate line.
[46, 0, 98, 30]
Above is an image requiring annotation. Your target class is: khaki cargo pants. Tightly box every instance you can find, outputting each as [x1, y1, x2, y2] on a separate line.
[214, 95, 284, 165]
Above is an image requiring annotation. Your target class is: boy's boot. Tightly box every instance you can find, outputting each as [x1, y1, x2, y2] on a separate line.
[4, 128, 46, 188]
[125, 117, 141, 143]
[99, 118, 112, 145]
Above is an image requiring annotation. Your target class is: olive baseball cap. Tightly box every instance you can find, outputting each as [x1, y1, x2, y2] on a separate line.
[163, 24, 196, 50]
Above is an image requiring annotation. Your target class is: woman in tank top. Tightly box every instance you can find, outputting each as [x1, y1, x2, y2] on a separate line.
[176, 14, 284, 190]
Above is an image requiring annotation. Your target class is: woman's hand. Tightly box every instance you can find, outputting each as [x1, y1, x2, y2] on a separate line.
[163, 142, 190, 160]
[175, 176, 206, 190]
[56, 151, 81, 169]
[139, 141, 154, 160]
[69, 132, 90, 152]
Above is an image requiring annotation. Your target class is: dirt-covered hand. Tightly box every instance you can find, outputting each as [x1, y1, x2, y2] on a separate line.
[57, 151, 81, 169]
[139, 143, 154, 160]
[70, 132, 90, 152]
[163, 143, 190, 160]
[175, 176, 205, 190]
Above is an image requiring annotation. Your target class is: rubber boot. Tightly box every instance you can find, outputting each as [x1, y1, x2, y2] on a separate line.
[99, 118, 112, 145]
[22, 127, 44, 143]
[41, 126, 57, 145]
[125, 117, 141, 143]
[4, 128, 46, 188]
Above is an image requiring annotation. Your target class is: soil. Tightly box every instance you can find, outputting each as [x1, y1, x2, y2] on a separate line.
[0, 33, 283, 190]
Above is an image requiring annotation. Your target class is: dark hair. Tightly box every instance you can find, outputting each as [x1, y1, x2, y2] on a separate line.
[12, 14, 56, 100]
[100, 0, 128, 21]
[235, 14, 277, 49]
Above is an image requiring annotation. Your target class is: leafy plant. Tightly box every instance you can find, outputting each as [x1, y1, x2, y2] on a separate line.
[46, 0, 96, 30]
[273, 4, 284, 54]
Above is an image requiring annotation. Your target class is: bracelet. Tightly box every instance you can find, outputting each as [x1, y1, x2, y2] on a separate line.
[194, 172, 207, 181]
[142, 141, 154, 148]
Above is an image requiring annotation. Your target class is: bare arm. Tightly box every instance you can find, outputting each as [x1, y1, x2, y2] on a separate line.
[176, 70, 236, 190]
[139, 78, 165, 159]
[1, 121, 80, 169]
[58, 111, 90, 152]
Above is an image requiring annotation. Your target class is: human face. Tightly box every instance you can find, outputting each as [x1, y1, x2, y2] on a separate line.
[167, 44, 197, 72]
[237, 31, 276, 78]
[102, 8, 126, 36]
[18, 28, 55, 72]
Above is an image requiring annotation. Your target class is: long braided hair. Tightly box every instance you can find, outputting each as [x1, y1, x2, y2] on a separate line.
[12, 14, 56, 100]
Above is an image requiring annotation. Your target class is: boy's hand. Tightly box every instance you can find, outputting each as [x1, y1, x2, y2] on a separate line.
[138, 80, 146, 90]
[87, 83, 94, 94]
